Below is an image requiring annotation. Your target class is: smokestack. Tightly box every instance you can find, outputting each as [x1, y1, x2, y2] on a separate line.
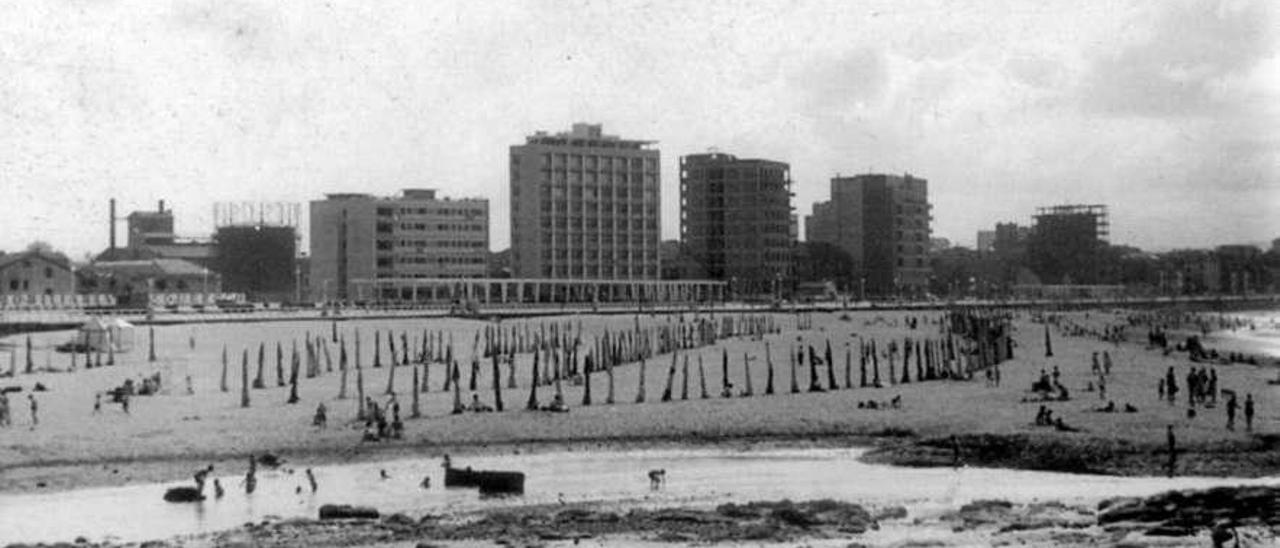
[109, 198, 117, 251]
[158, 199, 165, 213]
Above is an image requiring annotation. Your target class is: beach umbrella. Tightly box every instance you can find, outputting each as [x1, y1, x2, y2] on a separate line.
[331, 321, 338, 343]
[24, 336, 32, 374]
[401, 332, 410, 366]
[373, 331, 383, 368]
[582, 351, 594, 406]
[742, 352, 753, 397]
[527, 349, 541, 410]
[356, 362, 366, 420]
[698, 354, 709, 399]
[469, 356, 479, 391]
[1044, 325, 1053, 357]
[220, 345, 229, 392]
[808, 346, 823, 392]
[276, 341, 285, 387]
[764, 342, 775, 395]
[450, 360, 463, 414]
[148, 326, 156, 363]
[422, 354, 431, 393]
[491, 353, 504, 412]
[338, 336, 349, 400]
[721, 348, 730, 395]
[253, 342, 265, 389]
[845, 345, 853, 389]
[872, 340, 881, 387]
[661, 351, 676, 402]
[411, 365, 421, 418]
[107, 331, 115, 366]
[825, 339, 837, 390]
[680, 352, 690, 400]
[635, 355, 647, 403]
[388, 330, 398, 367]
[859, 342, 868, 387]
[240, 348, 251, 408]
[789, 344, 799, 393]
[385, 353, 397, 395]
[287, 345, 301, 404]
[507, 350, 518, 389]
[916, 337, 924, 381]
[901, 338, 912, 384]
[606, 355, 616, 405]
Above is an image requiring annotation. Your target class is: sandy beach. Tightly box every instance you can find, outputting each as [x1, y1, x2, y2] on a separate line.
[2, 306, 1278, 499]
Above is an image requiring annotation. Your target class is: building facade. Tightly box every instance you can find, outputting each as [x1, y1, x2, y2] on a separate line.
[0, 251, 75, 297]
[212, 225, 298, 303]
[679, 152, 793, 296]
[807, 173, 932, 297]
[509, 123, 661, 280]
[309, 189, 489, 302]
[1027, 204, 1109, 285]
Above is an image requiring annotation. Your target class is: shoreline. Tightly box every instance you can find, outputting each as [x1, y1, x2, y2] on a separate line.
[6, 426, 1280, 498]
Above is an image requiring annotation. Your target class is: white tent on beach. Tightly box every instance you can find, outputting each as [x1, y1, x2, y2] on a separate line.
[78, 318, 136, 352]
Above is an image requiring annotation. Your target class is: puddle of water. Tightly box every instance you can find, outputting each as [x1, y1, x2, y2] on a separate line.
[1, 447, 1276, 545]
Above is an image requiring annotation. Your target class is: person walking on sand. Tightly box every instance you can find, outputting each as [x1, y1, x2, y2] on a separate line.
[27, 394, 37, 428]
[245, 457, 257, 494]
[93, 393, 102, 414]
[1226, 394, 1238, 431]
[1166, 425, 1177, 478]
[213, 478, 225, 499]
[1245, 394, 1255, 432]
[306, 468, 318, 493]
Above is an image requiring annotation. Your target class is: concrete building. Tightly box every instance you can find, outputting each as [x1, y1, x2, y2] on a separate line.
[0, 251, 75, 298]
[1027, 204, 1109, 285]
[98, 200, 215, 268]
[976, 230, 996, 253]
[509, 123, 661, 280]
[309, 189, 489, 303]
[212, 225, 298, 303]
[679, 152, 793, 296]
[807, 174, 932, 297]
[78, 259, 220, 308]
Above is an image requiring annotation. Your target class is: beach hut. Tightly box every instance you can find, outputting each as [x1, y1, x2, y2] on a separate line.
[77, 318, 135, 352]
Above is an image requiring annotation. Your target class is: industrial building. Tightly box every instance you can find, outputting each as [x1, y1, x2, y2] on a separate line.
[679, 152, 794, 297]
[806, 173, 932, 297]
[1027, 204, 1109, 285]
[509, 123, 661, 280]
[210, 202, 300, 303]
[309, 189, 489, 303]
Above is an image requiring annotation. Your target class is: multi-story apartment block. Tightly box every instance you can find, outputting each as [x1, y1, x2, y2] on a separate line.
[309, 189, 488, 302]
[807, 173, 932, 297]
[679, 152, 793, 296]
[509, 123, 661, 280]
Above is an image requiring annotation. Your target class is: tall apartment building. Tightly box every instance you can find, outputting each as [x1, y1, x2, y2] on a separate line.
[679, 152, 793, 295]
[509, 123, 661, 280]
[1028, 204, 1109, 285]
[309, 189, 489, 302]
[806, 174, 931, 296]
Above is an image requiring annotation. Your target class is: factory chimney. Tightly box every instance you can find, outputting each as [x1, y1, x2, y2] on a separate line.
[109, 198, 117, 252]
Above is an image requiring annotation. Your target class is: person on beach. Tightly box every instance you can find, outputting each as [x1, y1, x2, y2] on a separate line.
[213, 478, 224, 499]
[313, 403, 327, 429]
[93, 393, 102, 414]
[0, 393, 8, 427]
[28, 394, 37, 428]
[1166, 425, 1177, 478]
[306, 468, 318, 492]
[1226, 394, 1238, 431]
[194, 465, 213, 493]
[1244, 394, 1255, 432]
[121, 392, 130, 415]
[245, 457, 257, 494]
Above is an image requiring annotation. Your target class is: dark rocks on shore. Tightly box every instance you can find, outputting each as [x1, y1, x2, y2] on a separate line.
[1098, 485, 1280, 535]
[318, 504, 380, 520]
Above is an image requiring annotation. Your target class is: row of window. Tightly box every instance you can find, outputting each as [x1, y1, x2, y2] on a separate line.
[376, 207, 484, 217]
[397, 240, 487, 249]
[540, 266, 659, 277]
[540, 219, 659, 230]
[526, 154, 658, 171]
[395, 257, 487, 265]
[397, 223, 486, 232]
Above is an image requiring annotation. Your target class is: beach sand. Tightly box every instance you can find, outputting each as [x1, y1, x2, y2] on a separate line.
[2, 308, 1278, 495]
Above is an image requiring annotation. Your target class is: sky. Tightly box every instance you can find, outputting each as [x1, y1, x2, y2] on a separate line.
[1, 0, 1277, 259]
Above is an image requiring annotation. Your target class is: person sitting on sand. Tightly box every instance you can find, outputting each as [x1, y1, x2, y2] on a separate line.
[1056, 384, 1070, 401]
[362, 424, 379, 442]
[544, 393, 569, 413]
[313, 402, 327, 429]
[1124, 403, 1138, 413]
[1035, 405, 1048, 426]
[1053, 417, 1080, 432]
[890, 395, 902, 409]
[1095, 401, 1116, 413]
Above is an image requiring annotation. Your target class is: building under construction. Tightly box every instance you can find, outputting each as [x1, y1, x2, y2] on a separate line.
[1028, 204, 1110, 285]
[211, 203, 300, 303]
